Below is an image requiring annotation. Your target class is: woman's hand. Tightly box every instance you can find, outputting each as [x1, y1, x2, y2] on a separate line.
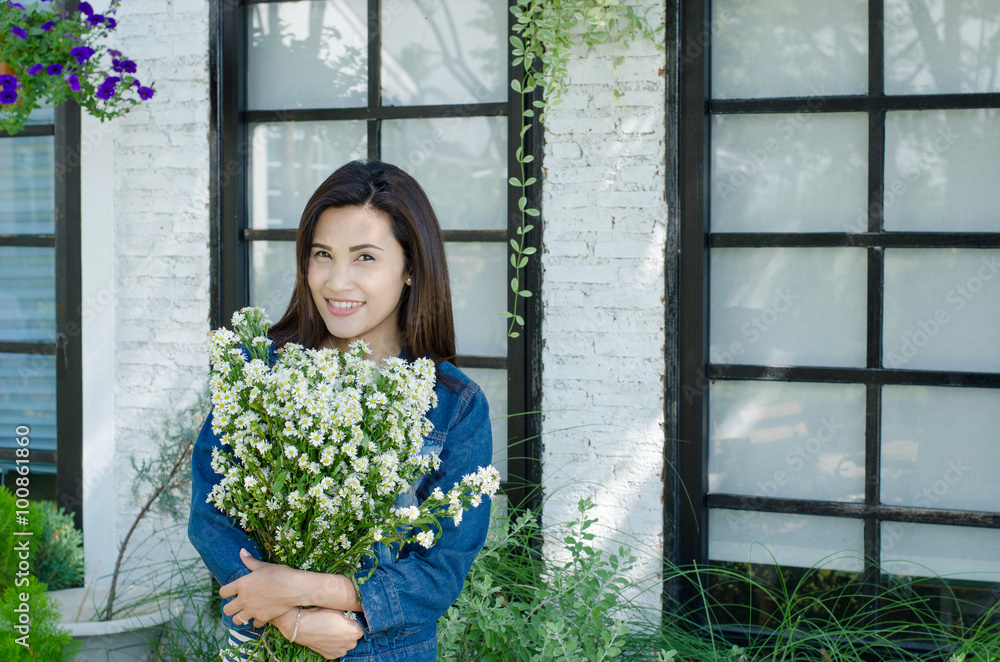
[273, 606, 364, 660]
[220, 549, 363, 628]
[220, 549, 312, 627]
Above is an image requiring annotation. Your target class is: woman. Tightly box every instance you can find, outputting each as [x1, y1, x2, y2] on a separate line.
[188, 160, 493, 661]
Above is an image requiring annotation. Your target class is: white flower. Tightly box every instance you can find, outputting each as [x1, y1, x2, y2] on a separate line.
[283, 444, 299, 459]
[416, 530, 435, 549]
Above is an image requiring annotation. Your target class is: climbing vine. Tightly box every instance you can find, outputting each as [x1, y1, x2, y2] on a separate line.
[504, 0, 663, 338]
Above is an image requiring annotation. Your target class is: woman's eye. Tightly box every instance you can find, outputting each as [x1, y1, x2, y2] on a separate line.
[312, 250, 331, 259]
[357, 253, 375, 262]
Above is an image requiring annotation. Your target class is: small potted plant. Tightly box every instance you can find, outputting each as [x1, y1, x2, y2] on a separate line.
[0, 0, 154, 135]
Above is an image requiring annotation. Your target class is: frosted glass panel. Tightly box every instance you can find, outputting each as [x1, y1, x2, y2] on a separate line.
[446, 242, 506, 357]
[885, 0, 1000, 95]
[884, 109, 1000, 232]
[883, 249, 1000, 372]
[711, 114, 868, 232]
[463, 368, 508, 481]
[247, 0, 367, 110]
[250, 241, 298, 321]
[710, 248, 867, 367]
[882, 385, 1000, 512]
[0, 354, 56, 454]
[711, 0, 867, 99]
[0, 136, 54, 234]
[710, 509, 863, 572]
[249, 121, 367, 230]
[382, 117, 506, 231]
[709, 381, 866, 502]
[882, 523, 1000, 582]
[0, 247, 55, 343]
[382, 0, 507, 106]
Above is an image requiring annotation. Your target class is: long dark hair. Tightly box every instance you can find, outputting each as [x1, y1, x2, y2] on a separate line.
[269, 160, 456, 365]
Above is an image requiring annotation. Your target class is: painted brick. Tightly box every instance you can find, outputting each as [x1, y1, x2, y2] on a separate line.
[540, 0, 667, 616]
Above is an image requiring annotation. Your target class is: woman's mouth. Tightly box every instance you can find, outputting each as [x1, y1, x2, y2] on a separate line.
[327, 299, 364, 316]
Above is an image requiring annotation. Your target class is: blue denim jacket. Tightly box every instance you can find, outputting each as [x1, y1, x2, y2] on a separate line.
[188, 360, 493, 661]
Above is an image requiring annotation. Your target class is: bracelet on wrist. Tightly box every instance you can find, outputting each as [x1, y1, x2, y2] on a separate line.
[290, 606, 303, 643]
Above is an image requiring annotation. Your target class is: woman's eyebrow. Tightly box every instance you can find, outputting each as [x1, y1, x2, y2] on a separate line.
[349, 243, 383, 252]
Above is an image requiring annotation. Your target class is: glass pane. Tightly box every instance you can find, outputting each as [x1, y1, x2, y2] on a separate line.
[462, 367, 508, 481]
[381, 0, 508, 106]
[249, 121, 367, 230]
[247, 0, 367, 111]
[382, 117, 507, 231]
[882, 385, 1000, 512]
[710, 248, 868, 367]
[0, 247, 55, 343]
[711, 0, 867, 99]
[709, 381, 866, 502]
[883, 249, 1000, 372]
[0, 354, 56, 454]
[250, 241, 298, 321]
[0, 136, 54, 234]
[884, 109, 1000, 232]
[710, 509, 863, 572]
[885, 0, 1000, 95]
[882, 522, 1000, 582]
[446, 242, 506, 357]
[711, 113, 868, 232]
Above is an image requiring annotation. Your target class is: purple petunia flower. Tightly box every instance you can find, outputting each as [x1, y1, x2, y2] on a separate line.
[0, 89, 17, 105]
[28, 63, 43, 75]
[137, 85, 154, 100]
[9, 2, 25, 9]
[95, 75, 121, 100]
[40, 21, 56, 31]
[112, 58, 137, 74]
[65, 73, 80, 92]
[12, 25, 27, 39]
[78, 1, 93, 16]
[107, 49, 122, 57]
[70, 46, 96, 63]
[105, 17, 117, 29]
[46, 63, 64, 76]
[0, 75, 16, 91]
[87, 13, 104, 25]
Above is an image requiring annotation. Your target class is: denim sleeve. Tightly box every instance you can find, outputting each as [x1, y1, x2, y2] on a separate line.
[188, 409, 264, 632]
[356, 384, 493, 636]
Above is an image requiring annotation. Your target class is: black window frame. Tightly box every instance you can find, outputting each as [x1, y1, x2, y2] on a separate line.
[674, 0, 1000, 622]
[209, 0, 542, 511]
[0, 102, 83, 530]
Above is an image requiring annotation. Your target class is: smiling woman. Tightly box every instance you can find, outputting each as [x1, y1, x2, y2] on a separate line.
[306, 206, 410, 363]
[188, 160, 493, 662]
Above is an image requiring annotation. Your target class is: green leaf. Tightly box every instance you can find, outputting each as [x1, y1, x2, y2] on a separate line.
[511, 277, 520, 292]
[523, 109, 535, 118]
[515, 146, 524, 160]
[524, 177, 537, 186]
[525, 207, 541, 217]
[515, 315, 525, 325]
[517, 256, 529, 268]
[510, 238, 520, 251]
[510, 78, 522, 93]
[519, 290, 533, 298]
[508, 176, 522, 187]
[510, 253, 518, 268]
[508, 331, 520, 338]
[522, 247, 537, 255]
[520, 124, 531, 138]
[499, 311, 514, 319]
[509, 35, 524, 50]
[522, 154, 535, 163]
[518, 196, 527, 211]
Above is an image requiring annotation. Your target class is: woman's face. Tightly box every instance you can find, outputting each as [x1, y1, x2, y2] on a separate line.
[307, 205, 409, 360]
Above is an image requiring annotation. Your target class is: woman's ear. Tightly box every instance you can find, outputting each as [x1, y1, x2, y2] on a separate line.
[405, 274, 413, 286]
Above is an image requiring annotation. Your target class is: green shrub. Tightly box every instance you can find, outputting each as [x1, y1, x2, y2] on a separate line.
[439, 498, 651, 662]
[0, 576, 78, 661]
[33, 501, 84, 591]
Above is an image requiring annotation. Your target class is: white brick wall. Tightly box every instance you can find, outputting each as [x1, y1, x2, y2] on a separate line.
[92, 0, 212, 573]
[540, 0, 667, 613]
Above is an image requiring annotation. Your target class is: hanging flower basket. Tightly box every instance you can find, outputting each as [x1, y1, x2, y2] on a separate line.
[0, 0, 154, 135]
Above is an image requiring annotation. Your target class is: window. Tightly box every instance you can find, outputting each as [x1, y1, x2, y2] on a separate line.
[0, 104, 82, 527]
[213, 0, 541, 508]
[678, 0, 1000, 628]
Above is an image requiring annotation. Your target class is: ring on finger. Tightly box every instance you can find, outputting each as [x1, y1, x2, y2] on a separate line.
[234, 613, 243, 625]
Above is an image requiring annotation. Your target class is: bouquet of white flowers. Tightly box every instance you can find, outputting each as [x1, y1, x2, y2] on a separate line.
[206, 307, 499, 661]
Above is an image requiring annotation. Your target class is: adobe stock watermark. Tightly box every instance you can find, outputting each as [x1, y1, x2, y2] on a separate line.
[725, 415, 845, 533]
[884, 255, 1000, 369]
[882, 457, 971, 553]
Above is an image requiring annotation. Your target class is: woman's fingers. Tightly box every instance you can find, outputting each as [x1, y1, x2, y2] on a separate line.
[282, 608, 364, 659]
